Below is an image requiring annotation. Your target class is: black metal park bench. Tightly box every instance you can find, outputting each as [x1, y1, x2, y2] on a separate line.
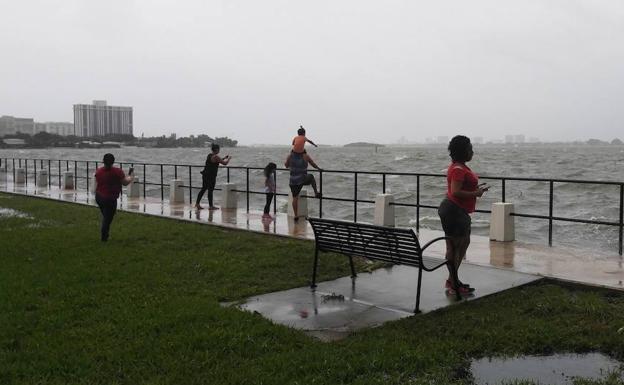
[308, 217, 458, 313]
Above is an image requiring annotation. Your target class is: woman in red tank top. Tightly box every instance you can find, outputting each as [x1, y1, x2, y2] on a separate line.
[438, 136, 489, 295]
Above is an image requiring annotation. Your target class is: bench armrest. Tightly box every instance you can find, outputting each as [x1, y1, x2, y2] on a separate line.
[420, 236, 451, 253]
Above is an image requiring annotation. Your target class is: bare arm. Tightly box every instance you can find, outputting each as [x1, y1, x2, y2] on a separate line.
[121, 175, 133, 186]
[306, 138, 318, 147]
[304, 154, 321, 170]
[450, 180, 487, 198]
[212, 154, 231, 165]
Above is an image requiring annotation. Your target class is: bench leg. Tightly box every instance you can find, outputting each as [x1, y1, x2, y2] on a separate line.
[348, 256, 357, 278]
[311, 248, 319, 289]
[414, 266, 423, 314]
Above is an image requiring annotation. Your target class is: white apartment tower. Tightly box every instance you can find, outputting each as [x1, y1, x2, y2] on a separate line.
[73, 100, 133, 137]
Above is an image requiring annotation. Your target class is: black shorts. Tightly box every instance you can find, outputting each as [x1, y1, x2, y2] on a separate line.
[289, 174, 314, 197]
[438, 198, 471, 237]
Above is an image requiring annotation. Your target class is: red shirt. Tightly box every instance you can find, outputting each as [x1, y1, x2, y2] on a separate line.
[446, 162, 479, 213]
[95, 167, 125, 200]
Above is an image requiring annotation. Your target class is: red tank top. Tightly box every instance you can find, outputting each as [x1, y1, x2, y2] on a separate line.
[446, 162, 479, 213]
[95, 167, 125, 200]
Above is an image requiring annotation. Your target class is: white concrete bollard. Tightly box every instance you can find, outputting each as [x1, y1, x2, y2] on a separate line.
[221, 183, 238, 209]
[62, 171, 74, 190]
[169, 179, 185, 204]
[374, 193, 395, 227]
[36, 170, 49, 188]
[15, 168, 26, 185]
[126, 176, 141, 198]
[490, 202, 515, 242]
[288, 189, 308, 217]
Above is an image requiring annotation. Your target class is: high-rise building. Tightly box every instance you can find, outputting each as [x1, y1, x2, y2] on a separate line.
[45, 122, 74, 136]
[505, 135, 514, 144]
[0, 115, 35, 136]
[73, 100, 133, 137]
[514, 134, 525, 144]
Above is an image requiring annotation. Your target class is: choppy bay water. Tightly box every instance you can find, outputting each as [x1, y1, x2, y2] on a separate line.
[2, 145, 624, 254]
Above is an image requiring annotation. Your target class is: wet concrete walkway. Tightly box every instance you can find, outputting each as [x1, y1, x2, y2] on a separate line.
[1, 179, 621, 290]
[2, 177, 623, 339]
[240, 263, 538, 340]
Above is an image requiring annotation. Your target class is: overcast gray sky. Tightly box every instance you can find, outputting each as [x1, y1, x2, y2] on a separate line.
[1, 0, 623, 144]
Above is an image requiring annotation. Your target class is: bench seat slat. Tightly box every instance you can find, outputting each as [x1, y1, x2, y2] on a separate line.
[317, 240, 421, 257]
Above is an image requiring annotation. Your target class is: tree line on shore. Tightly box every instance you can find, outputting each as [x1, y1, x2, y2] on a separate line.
[0, 132, 238, 148]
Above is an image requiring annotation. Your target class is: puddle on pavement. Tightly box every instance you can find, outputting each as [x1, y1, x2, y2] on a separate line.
[470, 353, 623, 385]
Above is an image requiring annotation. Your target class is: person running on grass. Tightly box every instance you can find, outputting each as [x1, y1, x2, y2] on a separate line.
[195, 143, 231, 210]
[263, 162, 277, 218]
[438, 135, 489, 295]
[94, 153, 134, 242]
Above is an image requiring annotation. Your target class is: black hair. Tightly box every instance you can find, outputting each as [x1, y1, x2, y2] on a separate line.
[211, 143, 220, 152]
[264, 162, 277, 177]
[103, 153, 115, 169]
[448, 135, 472, 162]
[297, 128, 305, 136]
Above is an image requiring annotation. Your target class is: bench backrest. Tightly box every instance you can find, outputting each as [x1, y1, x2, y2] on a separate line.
[308, 217, 423, 267]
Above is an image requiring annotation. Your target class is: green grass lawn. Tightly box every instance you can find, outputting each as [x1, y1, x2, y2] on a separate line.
[1, 192, 624, 385]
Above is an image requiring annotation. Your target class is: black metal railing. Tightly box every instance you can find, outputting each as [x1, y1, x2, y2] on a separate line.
[1, 156, 623, 255]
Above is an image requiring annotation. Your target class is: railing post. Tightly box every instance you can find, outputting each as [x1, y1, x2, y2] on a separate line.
[58, 160, 61, 188]
[48, 160, 51, 188]
[34, 160, 37, 186]
[502, 179, 506, 203]
[74, 161, 77, 189]
[619, 184, 623, 256]
[174, 165, 178, 179]
[382, 173, 386, 194]
[246, 168, 250, 213]
[273, 171, 278, 215]
[25, 159, 28, 185]
[319, 170, 323, 218]
[416, 175, 420, 232]
[12, 158, 15, 181]
[160, 164, 164, 201]
[143, 164, 147, 198]
[86, 162, 90, 194]
[354, 172, 358, 222]
[188, 166, 192, 204]
[227, 167, 230, 183]
[548, 180, 554, 246]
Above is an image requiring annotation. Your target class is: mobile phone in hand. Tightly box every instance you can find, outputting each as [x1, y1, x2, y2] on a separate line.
[478, 183, 490, 190]
[128, 167, 134, 176]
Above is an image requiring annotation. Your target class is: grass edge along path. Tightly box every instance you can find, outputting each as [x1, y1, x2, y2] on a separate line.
[1, 192, 624, 385]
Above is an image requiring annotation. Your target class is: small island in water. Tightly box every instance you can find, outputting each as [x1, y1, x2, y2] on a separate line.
[343, 142, 385, 148]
